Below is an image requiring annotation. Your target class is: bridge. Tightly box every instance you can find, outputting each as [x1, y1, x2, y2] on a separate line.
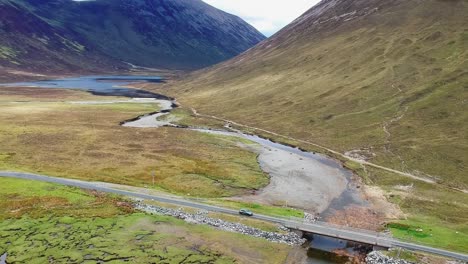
[1, 171, 467, 262]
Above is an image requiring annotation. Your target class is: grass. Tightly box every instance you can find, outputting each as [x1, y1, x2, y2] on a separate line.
[0, 87, 119, 102]
[57, 35, 86, 53]
[0, 215, 290, 264]
[207, 199, 304, 219]
[160, 107, 227, 129]
[139, 200, 284, 233]
[0, 87, 305, 259]
[0, 88, 268, 198]
[384, 249, 419, 263]
[0, 177, 131, 220]
[147, 0, 468, 189]
[0, 45, 17, 59]
[387, 217, 468, 253]
[363, 166, 468, 253]
[0, 177, 292, 263]
[142, 0, 468, 254]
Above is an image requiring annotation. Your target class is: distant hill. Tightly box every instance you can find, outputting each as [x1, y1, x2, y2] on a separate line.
[0, 0, 265, 75]
[163, 0, 468, 188]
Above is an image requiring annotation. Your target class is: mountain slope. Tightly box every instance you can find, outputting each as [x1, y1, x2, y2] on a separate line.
[0, 0, 265, 74]
[157, 0, 468, 188]
[0, 0, 120, 74]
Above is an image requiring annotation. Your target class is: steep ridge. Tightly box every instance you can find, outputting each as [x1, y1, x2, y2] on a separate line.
[0, 0, 265, 75]
[156, 0, 468, 188]
[0, 0, 120, 75]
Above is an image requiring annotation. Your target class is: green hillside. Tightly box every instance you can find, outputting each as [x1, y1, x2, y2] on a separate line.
[159, 0, 468, 189]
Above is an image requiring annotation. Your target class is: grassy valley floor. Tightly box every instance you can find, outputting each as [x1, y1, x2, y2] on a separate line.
[1, 86, 467, 255]
[0, 87, 268, 198]
[0, 177, 292, 263]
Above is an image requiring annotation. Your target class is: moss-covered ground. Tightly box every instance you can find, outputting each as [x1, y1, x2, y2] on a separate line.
[0, 177, 292, 263]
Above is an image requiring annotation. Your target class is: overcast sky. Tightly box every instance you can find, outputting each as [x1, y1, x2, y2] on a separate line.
[203, 0, 321, 36]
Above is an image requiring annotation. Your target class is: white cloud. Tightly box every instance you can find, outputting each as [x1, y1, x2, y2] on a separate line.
[203, 0, 321, 36]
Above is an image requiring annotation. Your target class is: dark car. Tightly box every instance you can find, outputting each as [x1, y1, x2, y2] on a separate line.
[239, 209, 253, 216]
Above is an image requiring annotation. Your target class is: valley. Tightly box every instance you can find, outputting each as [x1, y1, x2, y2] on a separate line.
[0, 0, 467, 263]
[0, 76, 376, 263]
[0, 76, 374, 219]
[138, 1, 468, 260]
[0, 76, 466, 264]
[156, 0, 468, 190]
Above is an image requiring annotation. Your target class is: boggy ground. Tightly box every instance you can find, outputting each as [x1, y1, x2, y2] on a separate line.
[0, 87, 268, 198]
[0, 177, 292, 263]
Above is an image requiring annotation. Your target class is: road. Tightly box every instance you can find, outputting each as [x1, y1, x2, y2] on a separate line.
[1, 171, 467, 262]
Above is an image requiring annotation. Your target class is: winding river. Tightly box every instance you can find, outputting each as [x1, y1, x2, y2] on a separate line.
[1, 76, 369, 263]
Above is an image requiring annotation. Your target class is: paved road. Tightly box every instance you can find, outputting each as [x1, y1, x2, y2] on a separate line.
[1, 171, 467, 262]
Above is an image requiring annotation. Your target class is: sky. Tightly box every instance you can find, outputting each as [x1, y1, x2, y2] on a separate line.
[203, 0, 321, 36]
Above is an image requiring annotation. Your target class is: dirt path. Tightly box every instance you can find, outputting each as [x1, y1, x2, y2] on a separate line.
[382, 106, 410, 172]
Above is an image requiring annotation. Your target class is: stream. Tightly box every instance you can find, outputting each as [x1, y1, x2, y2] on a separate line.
[1, 76, 371, 263]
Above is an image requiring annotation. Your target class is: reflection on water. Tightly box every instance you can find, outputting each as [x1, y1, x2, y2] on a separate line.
[307, 250, 350, 264]
[305, 234, 371, 264]
[0, 76, 169, 99]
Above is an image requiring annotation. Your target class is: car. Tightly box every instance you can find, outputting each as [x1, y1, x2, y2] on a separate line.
[239, 209, 253, 216]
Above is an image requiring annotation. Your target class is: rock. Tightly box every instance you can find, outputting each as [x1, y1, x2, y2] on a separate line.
[366, 251, 414, 264]
[304, 212, 318, 223]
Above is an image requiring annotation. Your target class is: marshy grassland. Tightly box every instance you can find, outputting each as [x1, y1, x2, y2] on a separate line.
[0, 177, 292, 263]
[0, 87, 268, 198]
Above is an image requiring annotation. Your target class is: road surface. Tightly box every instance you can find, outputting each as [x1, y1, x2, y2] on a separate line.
[1, 171, 467, 262]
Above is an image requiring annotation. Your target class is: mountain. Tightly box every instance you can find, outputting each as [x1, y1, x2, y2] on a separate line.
[158, 0, 468, 188]
[0, 0, 265, 75]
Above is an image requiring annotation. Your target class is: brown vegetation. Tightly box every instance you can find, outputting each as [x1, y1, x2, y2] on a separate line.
[0, 88, 268, 198]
